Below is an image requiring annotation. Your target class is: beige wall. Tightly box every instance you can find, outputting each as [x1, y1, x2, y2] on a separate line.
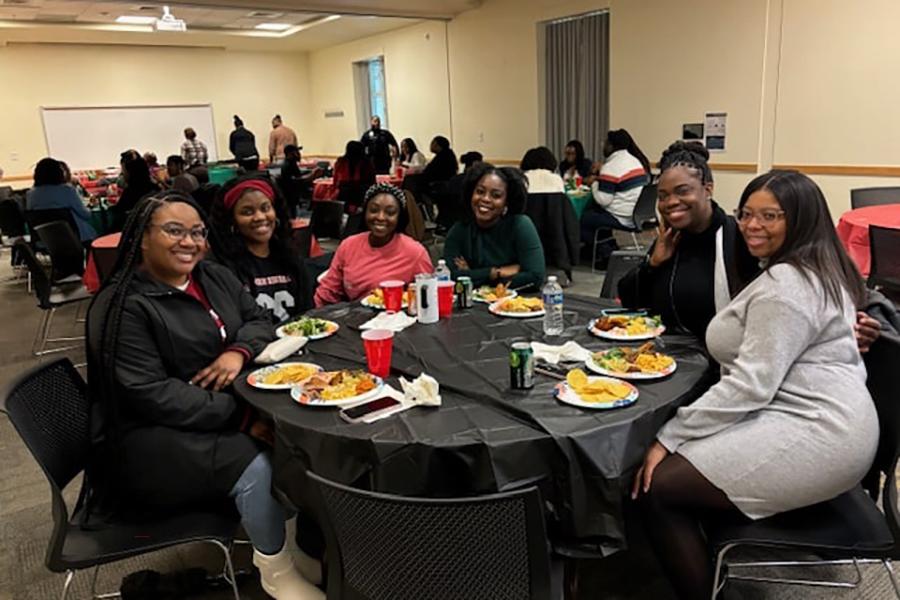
[304, 20, 452, 156]
[0, 43, 310, 181]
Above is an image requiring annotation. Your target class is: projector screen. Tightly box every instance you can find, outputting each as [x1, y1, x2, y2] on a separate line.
[41, 104, 219, 170]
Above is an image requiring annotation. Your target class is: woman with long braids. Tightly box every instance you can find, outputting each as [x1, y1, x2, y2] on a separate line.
[631, 171, 879, 599]
[211, 174, 311, 323]
[86, 191, 323, 600]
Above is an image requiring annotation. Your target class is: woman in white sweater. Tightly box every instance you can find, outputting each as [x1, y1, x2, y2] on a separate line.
[632, 170, 878, 600]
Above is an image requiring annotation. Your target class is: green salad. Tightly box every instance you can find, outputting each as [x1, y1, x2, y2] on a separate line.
[282, 317, 332, 337]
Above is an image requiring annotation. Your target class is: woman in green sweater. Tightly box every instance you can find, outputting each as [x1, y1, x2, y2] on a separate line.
[443, 163, 546, 290]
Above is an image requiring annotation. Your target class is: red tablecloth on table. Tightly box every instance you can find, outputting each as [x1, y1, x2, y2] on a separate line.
[836, 205, 900, 277]
[312, 174, 403, 201]
[83, 220, 322, 293]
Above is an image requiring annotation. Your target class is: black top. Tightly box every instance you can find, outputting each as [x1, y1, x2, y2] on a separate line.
[229, 126, 259, 161]
[111, 181, 161, 231]
[238, 252, 309, 323]
[422, 148, 459, 186]
[558, 157, 593, 179]
[360, 128, 398, 173]
[617, 203, 759, 340]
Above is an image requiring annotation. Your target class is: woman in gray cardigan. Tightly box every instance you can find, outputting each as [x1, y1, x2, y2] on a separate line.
[632, 170, 879, 600]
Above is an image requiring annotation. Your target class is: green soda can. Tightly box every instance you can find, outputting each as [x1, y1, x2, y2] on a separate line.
[456, 276, 474, 309]
[509, 342, 535, 389]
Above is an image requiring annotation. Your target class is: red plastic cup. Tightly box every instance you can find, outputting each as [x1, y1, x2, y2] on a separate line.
[437, 280, 455, 318]
[361, 329, 394, 378]
[575, 174, 583, 188]
[380, 280, 405, 313]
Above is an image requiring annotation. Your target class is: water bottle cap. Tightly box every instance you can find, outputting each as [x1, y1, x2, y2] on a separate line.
[547, 275, 557, 283]
[437, 259, 446, 266]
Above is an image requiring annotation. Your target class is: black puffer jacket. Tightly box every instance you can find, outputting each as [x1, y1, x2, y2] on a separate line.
[92, 260, 274, 508]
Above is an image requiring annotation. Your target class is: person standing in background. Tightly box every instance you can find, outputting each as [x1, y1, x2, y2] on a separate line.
[181, 128, 208, 169]
[360, 116, 398, 175]
[268, 114, 298, 165]
[230, 115, 260, 172]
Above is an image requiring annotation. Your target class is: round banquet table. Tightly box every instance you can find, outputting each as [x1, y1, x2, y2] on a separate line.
[234, 295, 712, 553]
[312, 174, 403, 201]
[836, 204, 900, 277]
[82, 219, 323, 293]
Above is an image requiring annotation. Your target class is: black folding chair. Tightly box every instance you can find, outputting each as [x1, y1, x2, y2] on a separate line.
[592, 183, 658, 273]
[34, 221, 86, 284]
[0, 199, 29, 281]
[308, 471, 559, 600]
[707, 334, 900, 598]
[309, 200, 345, 240]
[869, 225, 900, 296]
[600, 250, 645, 300]
[25, 207, 81, 243]
[0, 358, 243, 600]
[851, 187, 900, 210]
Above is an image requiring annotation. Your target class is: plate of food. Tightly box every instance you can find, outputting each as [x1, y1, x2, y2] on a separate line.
[276, 317, 340, 340]
[554, 368, 638, 410]
[586, 342, 677, 380]
[290, 369, 383, 407]
[246, 362, 323, 390]
[473, 283, 518, 304]
[360, 287, 410, 310]
[588, 314, 665, 341]
[489, 296, 545, 318]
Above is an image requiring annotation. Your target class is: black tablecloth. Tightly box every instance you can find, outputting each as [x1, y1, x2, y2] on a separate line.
[235, 295, 711, 553]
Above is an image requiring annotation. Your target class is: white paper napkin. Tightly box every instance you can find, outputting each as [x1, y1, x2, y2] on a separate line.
[360, 311, 418, 333]
[399, 373, 442, 407]
[255, 336, 307, 364]
[531, 341, 592, 365]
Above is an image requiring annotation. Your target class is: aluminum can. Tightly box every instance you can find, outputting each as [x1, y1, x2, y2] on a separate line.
[455, 276, 473, 309]
[509, 342, 535, 389]
[407, 278, 419, 316]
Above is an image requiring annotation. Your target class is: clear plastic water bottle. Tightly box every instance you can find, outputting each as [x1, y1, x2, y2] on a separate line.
[435, 259, 451, 282]
[542, 275, 564, 336]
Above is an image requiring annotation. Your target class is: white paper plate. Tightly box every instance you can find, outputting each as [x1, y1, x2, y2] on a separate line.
[488, 299, 545, 318]
[473, 288, 518, 304]
[290, 375, 384, 407]
[246, 362, 323, 390]
[553, 377, 639, 410]
[585, 351, 677, 380]
[587, 318, 665, 341]
[276, 319, 340, 340]
[360, 294, 409, 310]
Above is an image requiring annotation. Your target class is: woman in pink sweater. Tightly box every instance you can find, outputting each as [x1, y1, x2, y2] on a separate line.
[314, 183, 433, 306]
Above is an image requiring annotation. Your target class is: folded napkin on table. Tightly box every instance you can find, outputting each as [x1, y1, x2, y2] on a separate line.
[255, 336, 307, 364]
[399, 373, 442, 407]
[531, 341, 592, 365]
[360, 311, 417, 333]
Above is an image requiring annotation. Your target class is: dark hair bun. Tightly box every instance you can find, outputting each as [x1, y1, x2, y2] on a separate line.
[661, 140, 709, 163]
[659, 140, 713, 183]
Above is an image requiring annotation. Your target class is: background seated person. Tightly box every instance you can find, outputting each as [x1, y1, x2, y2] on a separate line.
[443, 163, 546, 290]
[557, 139, 592, 181]
[332, 140, 376, 213]
[166, 154, 200, 195]
[279, 144, 321, 216]
[211, 175, 311, 323]
[111, 155, 161, 232]
[399, 137, 427, 174]
[86, 192, 322, 599]
[26, 157, 97, 242]
[314, 183, 433, 306]
[520, 146, 566, 193]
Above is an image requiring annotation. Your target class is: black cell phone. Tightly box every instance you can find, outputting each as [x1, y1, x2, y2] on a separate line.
[339, 396, 403, 423]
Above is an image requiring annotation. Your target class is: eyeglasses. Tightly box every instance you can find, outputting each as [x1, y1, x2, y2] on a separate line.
[152, 223, 209, 243]
[734, 208, 785, 225]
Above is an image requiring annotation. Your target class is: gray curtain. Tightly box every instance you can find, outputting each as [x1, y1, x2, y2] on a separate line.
[545, 12, 609, 165]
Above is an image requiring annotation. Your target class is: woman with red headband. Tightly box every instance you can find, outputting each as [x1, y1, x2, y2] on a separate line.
[314, 182, 433, 306]
[211, 175, 311, 323]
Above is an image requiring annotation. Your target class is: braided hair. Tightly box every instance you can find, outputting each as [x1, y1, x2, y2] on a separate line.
[606, 129, 652, 176]
[85, 190, 210, 513]
[658, 140, 713, 184]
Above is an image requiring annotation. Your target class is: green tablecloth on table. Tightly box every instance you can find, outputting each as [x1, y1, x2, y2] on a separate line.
[566, 190, 592, 220]
[88, 205, 111, 235]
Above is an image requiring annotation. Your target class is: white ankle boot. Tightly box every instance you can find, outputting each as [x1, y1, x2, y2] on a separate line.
[253, 544, 325, 600]
[285, 515, 324, 585]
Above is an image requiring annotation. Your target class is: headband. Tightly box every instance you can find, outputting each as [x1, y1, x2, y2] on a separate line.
[364, 182, 406, 208]
[223, 179, 275, 211]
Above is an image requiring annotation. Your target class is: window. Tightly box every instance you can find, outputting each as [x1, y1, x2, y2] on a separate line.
[354, 56, 388, 133]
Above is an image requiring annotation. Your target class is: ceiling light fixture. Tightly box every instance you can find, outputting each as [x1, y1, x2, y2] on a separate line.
[255, 23, 292, 31]
[115, 15, 156, 25]
[154, 5, 186, 32]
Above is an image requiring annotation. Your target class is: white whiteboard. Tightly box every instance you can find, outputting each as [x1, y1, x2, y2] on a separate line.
[41, 104, 219, 170]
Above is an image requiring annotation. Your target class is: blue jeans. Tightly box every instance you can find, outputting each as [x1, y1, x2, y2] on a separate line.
[229, 452, 286, 555]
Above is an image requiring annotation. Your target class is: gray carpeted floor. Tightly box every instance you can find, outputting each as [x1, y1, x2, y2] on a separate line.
[0, 253, 896, 599]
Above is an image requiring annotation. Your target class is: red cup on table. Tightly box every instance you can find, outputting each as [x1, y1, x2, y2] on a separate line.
[380, 280, 405, 313]
[361, 329, 394, 378]
[437, 280, 455, 318]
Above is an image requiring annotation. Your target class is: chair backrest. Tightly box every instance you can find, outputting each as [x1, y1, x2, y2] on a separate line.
[851, 187, 900, 210]
[869, 225, 900, 292]
[337, 180, 369, 213]
[292, 224, 312, 260]
[601, 250, 645, 299]
[341, 212, 366, 240]
[25, 208, 80, 242]
[14, 239, 54, 308]
[404, 190, 428, 241]
[631, 183, 659, 231]
[0, 198, 28, 238]
[308, 472, 552, 600]
[0, 358, 91, 566]
[34, 220, 86, 281]
[310, 200, 345, 239]
[0, 185, 12, 200]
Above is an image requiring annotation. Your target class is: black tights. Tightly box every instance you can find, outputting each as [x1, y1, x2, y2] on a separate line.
[640, 453, 746, 600]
